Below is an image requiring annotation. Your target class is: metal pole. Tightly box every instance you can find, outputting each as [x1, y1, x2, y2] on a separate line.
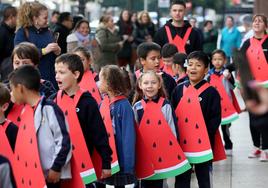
[144, 0, 148, 11]
[78, 0, 86, 16]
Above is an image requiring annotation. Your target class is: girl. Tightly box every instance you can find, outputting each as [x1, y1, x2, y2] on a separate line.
[97, 65, 136, 188]
[133, 71, 190, 188]
[241, 14, 268, 161]
[73, 46, 102, 104]
[208, 49, 239, 156]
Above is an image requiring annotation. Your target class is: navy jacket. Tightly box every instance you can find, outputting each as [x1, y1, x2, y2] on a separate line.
[14, 26, 58, 88]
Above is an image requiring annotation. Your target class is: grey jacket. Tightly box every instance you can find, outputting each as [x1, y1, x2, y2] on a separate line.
[34, 97, 72, 179]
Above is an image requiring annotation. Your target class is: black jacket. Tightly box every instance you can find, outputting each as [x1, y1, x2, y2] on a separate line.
[0, 22, 15, 64]
[53, 23, 71, 54]
[171, 80, 221, 147]
[154, 20, 202, 54]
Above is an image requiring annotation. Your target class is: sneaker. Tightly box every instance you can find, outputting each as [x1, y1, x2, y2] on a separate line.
[225, 149, 233, 156]
[259, 151, 268, 162]
[248, 148, 261, 158]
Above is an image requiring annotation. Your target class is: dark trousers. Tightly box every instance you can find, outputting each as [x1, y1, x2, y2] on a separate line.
[140, 179, 163, 188]
[249, 112, 268, 150]
[175, 161, 212, 188]
[46, 182, 60, 188]
[221, 124, 233, 149]
[95, 183, 125, 188]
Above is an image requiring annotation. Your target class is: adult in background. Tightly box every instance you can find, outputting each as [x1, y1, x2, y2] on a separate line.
[0, 6, 17, 81]
[117, 10, 134, 68]
[53, 12, 73, 54]
[154, 0, 202, 54]
[220, 16, 241, 62]
[133, 11, 156, 47]
[189, 17, 204, 45]
[95, 15, 124, 72]
[14, 1, 61, 88]
[203, 20, 218, 57]
[241, 14, 268, 161]
[49, 10, 59, 31]
[67, 19, 92, 52]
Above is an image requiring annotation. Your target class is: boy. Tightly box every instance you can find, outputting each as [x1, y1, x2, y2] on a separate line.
[172, 51, 222, 188]
[161, 43, 178, 78]
[9, 65, 72, 188]
[52, 54, 112, 185]
[136, 42, 177, 99]
[172, 52, 188, 84]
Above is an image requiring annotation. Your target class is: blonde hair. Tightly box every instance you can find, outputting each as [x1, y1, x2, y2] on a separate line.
[17, 2, 47, 28]
[132, 70, 166, 105]
[138, 11, 151, 24]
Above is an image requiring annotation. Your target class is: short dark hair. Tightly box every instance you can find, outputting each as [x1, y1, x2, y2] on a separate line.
[170, 0, 186, 8]
[173, 52, 187, 71]
[11, 42, 39, 66]
[187, 51, 209, 68]
[226, 15, 234, 22]
[3, 6, 17, 21]
[211, 49, 227, 59]
[58, 12, 71, 23]
[204, 20, 213, 27]
[52, 10, 60, 16]
[137, 42, 161, 59]
[161, 43, 178, 58]
[0, 83, 11, 105]
[9, 65, 41, 92]
[55, 54, 84, 83]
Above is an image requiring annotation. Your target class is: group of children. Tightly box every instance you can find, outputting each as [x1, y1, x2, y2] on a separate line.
[0, 39, 241, 188]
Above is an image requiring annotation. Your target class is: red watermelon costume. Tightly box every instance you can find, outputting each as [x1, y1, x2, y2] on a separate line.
[175, 84, 214, 163]
[0, 120, 20, 187]
[91, 95, 120, 179]
[246, 35, 268, 88]
[162, 65, 175, 78]
[79, 70, 102, 104]
[165, 26, 192, 53]
[209, 74, 239, 125]
[14, 104, 47, 188]
[7, 103, 24, 126]
[56, 90, 97, 185]
[135, 98, 191, 180]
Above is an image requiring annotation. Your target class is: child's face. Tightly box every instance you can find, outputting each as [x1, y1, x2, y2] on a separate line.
[75, 51, 90, 71]
[139, 73, 161, 100]
[98, 70, 108, 94]
[55, 62, 79, 92]
[162, 57, 173, 67]
[10, 83, 24, 104]
[212, 53, 226, 70]
[187, 58, 207, 85]
[172, 64, 180, 74]
[141, 50, 161, 71]
[13, 54, 34, 70]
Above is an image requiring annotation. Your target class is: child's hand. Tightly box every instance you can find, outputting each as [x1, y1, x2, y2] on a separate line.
[100, 169, 111, 179]
[46, 169, 61, 183]
[223, 69, 231, 79]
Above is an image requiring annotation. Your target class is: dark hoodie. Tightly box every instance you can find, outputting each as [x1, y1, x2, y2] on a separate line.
[154, 20, 202, 54]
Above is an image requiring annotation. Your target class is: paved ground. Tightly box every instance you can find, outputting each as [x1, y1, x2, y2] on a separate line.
[190, 111, 268, 188]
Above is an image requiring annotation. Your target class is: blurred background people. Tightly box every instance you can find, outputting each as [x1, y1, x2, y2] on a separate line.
[203, 20, 218, 57]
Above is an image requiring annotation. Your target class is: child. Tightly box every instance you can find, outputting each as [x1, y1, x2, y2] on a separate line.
[161, 43, 178, 78]
[53, 54, 112, 186]
[73, 46, 102, 104]
[9, 65, 72, 188]
[208, 49, 239, 156]
[0, 83, 18, 187]
[136, 42, 177, 99]
[172, 51, 223, 188]
[172, 52, 188, 84]
[97, 65, 136, 188]
[133, 70, 190, 188]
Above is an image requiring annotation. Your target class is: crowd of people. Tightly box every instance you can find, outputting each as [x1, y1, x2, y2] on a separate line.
[0, 0, 268, 188]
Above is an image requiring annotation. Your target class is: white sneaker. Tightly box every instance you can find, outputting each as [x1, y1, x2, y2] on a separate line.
[248, 148, 261, 158]
[259, 150, 268, 162]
